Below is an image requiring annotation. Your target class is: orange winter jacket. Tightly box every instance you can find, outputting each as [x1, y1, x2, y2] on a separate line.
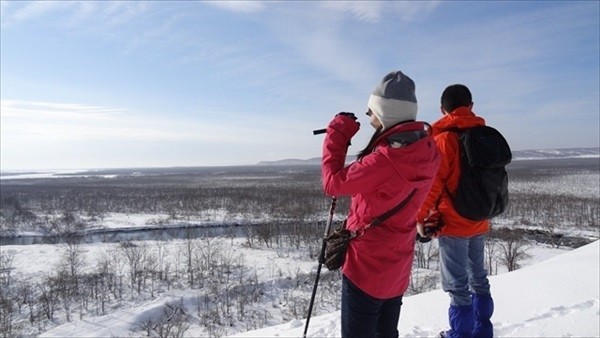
[417, 107, 489, 237]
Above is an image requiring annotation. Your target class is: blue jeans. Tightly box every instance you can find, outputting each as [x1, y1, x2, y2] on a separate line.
[341, 275, 403, 338]
[438, 235, 491, 306]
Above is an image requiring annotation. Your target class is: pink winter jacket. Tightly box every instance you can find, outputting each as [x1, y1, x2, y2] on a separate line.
[322, 115, 440, 299]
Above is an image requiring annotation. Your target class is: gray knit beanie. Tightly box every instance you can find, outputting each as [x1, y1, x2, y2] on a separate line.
[367, 71, 417, 130]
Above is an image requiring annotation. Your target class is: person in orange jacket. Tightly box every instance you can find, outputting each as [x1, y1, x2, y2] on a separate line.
[417, 84, 494, 338]
[322, 71, 440, 337]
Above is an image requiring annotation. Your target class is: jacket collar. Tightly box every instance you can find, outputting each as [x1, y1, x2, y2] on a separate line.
[374, 121, 429, 148]
[431, 107, 486, 136]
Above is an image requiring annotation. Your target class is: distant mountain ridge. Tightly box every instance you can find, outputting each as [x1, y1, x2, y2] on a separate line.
[256, 147, 600, 166]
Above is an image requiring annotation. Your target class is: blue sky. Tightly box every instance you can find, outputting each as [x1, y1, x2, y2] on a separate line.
[1, 1, 599, 170]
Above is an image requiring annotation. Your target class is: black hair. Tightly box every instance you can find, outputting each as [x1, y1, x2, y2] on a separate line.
[357, 126, 383, 161]
[441, 84, 472, 113]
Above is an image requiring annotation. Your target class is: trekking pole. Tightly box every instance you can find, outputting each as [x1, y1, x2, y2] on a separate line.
[303, 196, 337, 338]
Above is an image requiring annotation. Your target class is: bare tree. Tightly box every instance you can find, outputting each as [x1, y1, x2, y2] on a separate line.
[496, 229, 531, 272]
[145, 298, 191, 338]
[15, 280, 36, 324]
[0, 291, 16, 338]
[408, 269, 438, 295]
[119, 241, 150, 295]
[0, 250, 15, 289]
[61, 242, 86, 280]
[414, 241, 439, 269]
[484, 236, 498, 275]
[184, 236, 196, 287]
[37, 276, 59, 320]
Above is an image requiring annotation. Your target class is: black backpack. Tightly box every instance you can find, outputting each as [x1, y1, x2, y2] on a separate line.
[448, 126, 512, 221]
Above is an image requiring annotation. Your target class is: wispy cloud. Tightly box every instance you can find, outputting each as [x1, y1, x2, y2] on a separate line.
[1, 1, 149, 30]
[0, 99, 323, 169]
[94, 1, 149, 29]
[0, 99, 310, 144]
[1, 100, 206, 143]
[260, 1, 442, 90]
[204, 1, 265, 13]
[1, 1, 596, 169]
[320, 1, 440, 23]
[1, 100, 125, 121]
[319, 1, 384, 23]
[10, 1, 65, 22]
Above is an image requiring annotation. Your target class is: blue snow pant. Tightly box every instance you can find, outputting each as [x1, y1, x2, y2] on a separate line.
[341, 275, 403, 338]
[439, 235, 494, 338]
[472, 293, 494, 338]
[447, 295, 494, 338]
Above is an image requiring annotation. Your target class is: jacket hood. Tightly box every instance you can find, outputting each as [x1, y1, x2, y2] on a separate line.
[431, 106, 486, 136]
[375, 121, 440, 189]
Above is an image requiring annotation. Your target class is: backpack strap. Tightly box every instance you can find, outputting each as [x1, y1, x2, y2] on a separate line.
[446, 127, 463, 134]
[442, 126, 467, 198]
[369, 188, 417, 227]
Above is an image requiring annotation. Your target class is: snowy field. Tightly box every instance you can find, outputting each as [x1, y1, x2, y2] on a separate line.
[5, 236, 596, 338]
[1, 158, 599, 337]
[7, 239, 593, 338]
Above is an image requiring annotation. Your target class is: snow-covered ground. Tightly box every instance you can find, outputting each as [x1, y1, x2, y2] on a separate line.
[9, 237, 596, 338]
[234, 241, 600, 338]
[0, 169, 119, 180]
[2, 157, 598, 337]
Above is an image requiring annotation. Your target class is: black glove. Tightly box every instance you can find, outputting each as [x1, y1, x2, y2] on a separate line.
[337, 112, 358, 121]
[416, 233, 432, 243]
[416, 211, 444, 243]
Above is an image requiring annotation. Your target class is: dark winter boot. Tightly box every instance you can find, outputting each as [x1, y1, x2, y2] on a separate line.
[444, 305, 474, 338]
[472, 293, 494, 338]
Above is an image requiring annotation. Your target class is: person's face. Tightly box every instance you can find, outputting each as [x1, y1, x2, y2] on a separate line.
[366, 109, 382, 129]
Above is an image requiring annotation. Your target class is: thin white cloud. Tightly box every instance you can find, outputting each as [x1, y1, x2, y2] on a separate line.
[0, 1, 9, 21]
[260, 1, 441, 90]
[0, 99, 313, 144]
[320, 1, 383, 23]
[61, 1, 102, 28]
[6, 1, 68, 24]
[1, 100, 125, 121]
[1, 100, 216, 142]
[1, 2, 596, 169]
[388, 1, 440, 22]
[320, 1, 440, 23]
[263, 7, 376, 88]
[205, 1, 266, 13]
[0, 99, 324, 169]
[101, 2, 149, 28]
[1, 1, 149, 31]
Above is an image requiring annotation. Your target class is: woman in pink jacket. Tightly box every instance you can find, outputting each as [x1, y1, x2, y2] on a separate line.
[322, 70, 440, 337]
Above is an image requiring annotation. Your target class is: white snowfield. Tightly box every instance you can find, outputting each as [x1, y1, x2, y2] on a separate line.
[39, 241, 599, 338]
[232, 241, 600, 338]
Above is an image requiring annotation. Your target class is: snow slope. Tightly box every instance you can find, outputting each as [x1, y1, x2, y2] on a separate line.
[233, 241, 600, 338]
